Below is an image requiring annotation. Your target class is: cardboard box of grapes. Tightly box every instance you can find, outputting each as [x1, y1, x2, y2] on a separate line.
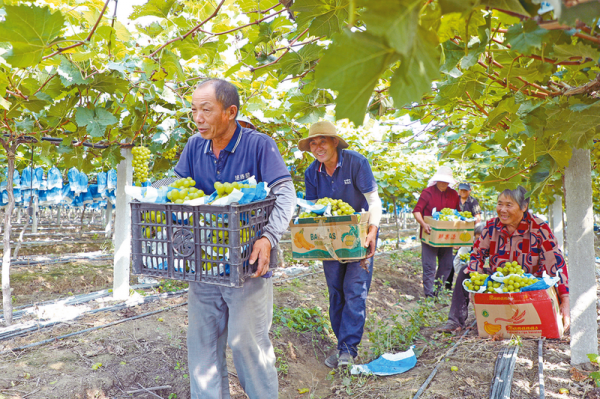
[421, 216, 475, 247]
[473, 287, 563, 339]
[290, 212, 371, 261]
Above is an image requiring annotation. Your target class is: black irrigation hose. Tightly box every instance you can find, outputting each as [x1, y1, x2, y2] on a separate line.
[0, 289, 187, 341]
[7, 255, 113, 267]
[490, 347, 513, 398]
[503, 345, 519, 398]
[0, 283, 156, 312]
[0, 290, 185, 342]
[0, 302, 188, 356]
[490, 345, 520, 399]
[274, 271, 322, 284]
[538, 338, 545, 399]
[412, 320, 477, 399]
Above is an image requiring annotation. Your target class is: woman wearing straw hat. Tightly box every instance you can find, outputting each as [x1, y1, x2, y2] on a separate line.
[413, 166, 460, 297]
[299, 121, 382, 368]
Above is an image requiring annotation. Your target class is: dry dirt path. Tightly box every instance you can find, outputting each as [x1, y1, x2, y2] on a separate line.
[0, 242, 596, 398]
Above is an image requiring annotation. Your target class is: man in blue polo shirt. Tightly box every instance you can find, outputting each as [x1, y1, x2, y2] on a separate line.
[299, 121, 382, 368]
[174, 78, 296, 399]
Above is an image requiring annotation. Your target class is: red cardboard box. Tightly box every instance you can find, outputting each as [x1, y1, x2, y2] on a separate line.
[473, 287, 563, 339]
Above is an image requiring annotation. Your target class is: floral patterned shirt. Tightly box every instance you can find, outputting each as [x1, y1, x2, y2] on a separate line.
[468, 212, 568, 296]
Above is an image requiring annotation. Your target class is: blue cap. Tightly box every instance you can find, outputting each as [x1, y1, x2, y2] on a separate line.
[458, 183, 471, 190]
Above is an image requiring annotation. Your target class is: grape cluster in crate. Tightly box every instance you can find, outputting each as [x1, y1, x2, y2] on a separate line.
[298, 197, 355, 218]
[463, 261, 542, 294]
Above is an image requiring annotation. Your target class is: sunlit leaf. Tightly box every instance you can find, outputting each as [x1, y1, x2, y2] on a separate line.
[0, 5, 65, 67]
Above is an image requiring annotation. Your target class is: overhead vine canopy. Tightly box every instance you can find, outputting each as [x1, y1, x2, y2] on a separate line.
[1, 0, 599, 206]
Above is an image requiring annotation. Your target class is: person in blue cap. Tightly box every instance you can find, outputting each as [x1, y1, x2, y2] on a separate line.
[299, 120, 382, 368]
[457, 182, 482, 224]
[174, 78, 296, 399]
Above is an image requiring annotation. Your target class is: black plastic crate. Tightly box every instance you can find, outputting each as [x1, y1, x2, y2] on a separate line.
[131, 197, 276, 287]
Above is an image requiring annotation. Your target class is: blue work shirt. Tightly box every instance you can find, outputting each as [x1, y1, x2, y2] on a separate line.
[304, 148, 377, 212]
[174, 122, 290, 194]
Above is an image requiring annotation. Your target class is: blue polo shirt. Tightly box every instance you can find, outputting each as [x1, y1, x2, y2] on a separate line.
[304, 148, 377, 212]
[174, 123, 290, 194]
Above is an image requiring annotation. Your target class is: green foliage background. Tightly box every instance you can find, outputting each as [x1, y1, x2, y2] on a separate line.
[1, 0, 600, 212]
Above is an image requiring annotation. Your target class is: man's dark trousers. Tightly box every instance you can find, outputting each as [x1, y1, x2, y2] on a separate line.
[323, 257, 374, 357]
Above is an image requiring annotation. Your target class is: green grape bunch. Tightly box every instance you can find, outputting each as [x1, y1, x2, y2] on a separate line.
[500, 275, 538, 293]
[214, 181, 255, 196]
[459, 252, 470, 262]
[299, 212, 319, 218]
[166, 177, 205, 204]
[316, 197, 355, 216]
[464, 261, 540, 294]
[210, 181, 256, 203]
[496, 261, 524, 276]
[438, 208, 454, 221]
[163, 146, 178, 160]
[464, 272, 487, 292]
[485, 280, 502, 293]
[459, 211, 473, 218]
[132, 146, 151, 184]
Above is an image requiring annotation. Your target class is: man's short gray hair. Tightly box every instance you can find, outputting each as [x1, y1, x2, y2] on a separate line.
[498, 186, 529, 210]
[197, 78, 240, 118]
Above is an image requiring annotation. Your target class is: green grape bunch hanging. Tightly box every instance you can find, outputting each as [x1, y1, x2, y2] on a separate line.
[164, 146, 178, 160]
[592, 141, 600, 171]
[132, 146, 151, 184]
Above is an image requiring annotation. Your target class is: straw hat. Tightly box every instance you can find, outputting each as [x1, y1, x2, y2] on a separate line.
[297, 121, 349, 152]
[427, 166, 456, 187]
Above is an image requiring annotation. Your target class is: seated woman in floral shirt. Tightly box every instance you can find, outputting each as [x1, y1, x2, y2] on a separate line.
[439, 186, 569, 333]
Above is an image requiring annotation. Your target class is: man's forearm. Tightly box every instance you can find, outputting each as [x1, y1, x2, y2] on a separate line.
[261, 179, 296, 248]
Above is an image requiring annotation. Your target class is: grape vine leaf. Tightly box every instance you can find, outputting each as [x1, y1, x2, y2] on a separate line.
[0, 5, 65, 68]
[548, 142, 572, 169]
[546, 103, 600, 148]
[390, 28, 440, 109]
[361, 0, 420, 56]
[289, 96, 326, 123]
[438, 0, 479, 14]
[137, 21, 165, 38]
[58, 58, 92, 87]
[278, 43, 321, 77]
[291, 0, 348, 37]
[315, 30, 398, 125]
[161, 49, 185, 79]
[174, 38, 204, 60]
[0, 97, 10, 111]
[485, 0, 530, 16]
[237, 0, 280, 13]
[440, 40, 464, 77]
[529, 155, 553, 184]
[486, 97, 519, 127]
[505, 20, 549, 55]
[552, 41, 600, 63]
[90, 72, 129, 94]
[129, 0, 176, 20]
[75, 106, 118, 138]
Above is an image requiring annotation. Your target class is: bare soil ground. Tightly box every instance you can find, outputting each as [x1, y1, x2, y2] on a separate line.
[0, 228, 598, 399]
